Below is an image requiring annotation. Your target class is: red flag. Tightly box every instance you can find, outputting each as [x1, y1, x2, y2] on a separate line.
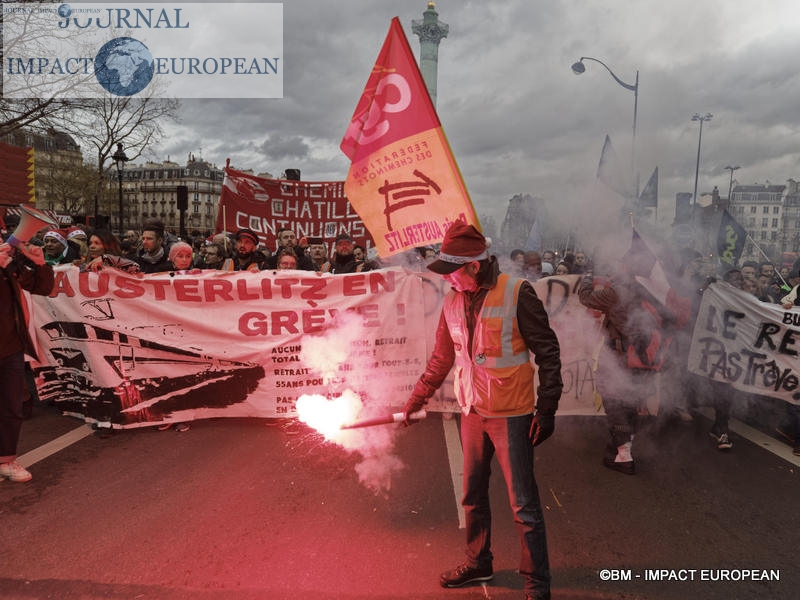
[340, 17, 478, 257]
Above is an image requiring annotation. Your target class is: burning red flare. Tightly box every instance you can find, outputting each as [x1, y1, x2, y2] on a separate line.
[296, 391, 362, 441]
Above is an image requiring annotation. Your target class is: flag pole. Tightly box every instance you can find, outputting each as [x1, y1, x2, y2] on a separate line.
[745, 233, 789, 287]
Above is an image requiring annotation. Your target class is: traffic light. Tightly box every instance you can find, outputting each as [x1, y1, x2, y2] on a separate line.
[176, 185, 189, 211]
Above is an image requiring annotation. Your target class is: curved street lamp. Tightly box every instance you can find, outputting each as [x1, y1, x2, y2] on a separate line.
[691, 113, 713, 212]
[112, 142, 129, 233]
[571, 56, 639, 196]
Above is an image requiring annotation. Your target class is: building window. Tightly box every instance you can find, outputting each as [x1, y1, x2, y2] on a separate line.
[761, 218, 768, 227]
[763, 206, 769, 214]
[761, 231, 767, 240]
[771, 231, 778, 241]
[772, 218, 779, 228]
[750, 206, 757, 214]
[773, 206, 780, 214]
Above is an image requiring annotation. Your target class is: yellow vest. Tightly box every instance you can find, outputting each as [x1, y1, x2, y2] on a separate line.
[443, 274, 535, 417]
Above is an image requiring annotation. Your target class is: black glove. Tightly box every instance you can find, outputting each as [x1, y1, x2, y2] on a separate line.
[529, 411, 555, 446]
[403, 395, 427, 426]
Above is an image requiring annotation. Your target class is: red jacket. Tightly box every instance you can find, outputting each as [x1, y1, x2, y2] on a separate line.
[0, 255, 54, 359]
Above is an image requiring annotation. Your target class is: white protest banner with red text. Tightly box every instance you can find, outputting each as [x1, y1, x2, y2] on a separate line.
[340, 17, 478, 257]
[27, 267, 660, 428]
[29, 266, 425, 428]
[215, 167, 374, 254]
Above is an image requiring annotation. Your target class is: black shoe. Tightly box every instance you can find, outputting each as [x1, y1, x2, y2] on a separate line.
[440, 563, 493, 588]
[603, 456, 635, 475]
[709, 430, 733, 450]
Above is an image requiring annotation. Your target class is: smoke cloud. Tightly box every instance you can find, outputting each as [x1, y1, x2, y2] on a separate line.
[297, 311, 409, 496]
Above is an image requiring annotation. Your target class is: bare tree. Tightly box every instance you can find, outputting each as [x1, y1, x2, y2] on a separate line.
[1, 1, 96, 136]
[0, 99, 76, 137]
[58, 95, 180, 227]
[64, 96, 180, 174]
[38, 159, 99, 216]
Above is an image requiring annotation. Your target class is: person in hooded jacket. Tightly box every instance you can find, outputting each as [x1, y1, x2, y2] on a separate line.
[403, 220, 562, 600]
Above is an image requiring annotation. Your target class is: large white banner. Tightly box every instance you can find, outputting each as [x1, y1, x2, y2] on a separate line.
[689, 281, 800, 406]
[30, 266, 426, 427]
[28, 269, 604, 428]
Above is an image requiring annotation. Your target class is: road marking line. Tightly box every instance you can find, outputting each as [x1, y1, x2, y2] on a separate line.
[442, 416, 465, 529]
[17, 425, 93, 469]
[695, 407, 800, 466]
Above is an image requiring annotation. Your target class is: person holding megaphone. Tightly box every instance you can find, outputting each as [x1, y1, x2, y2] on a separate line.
[0, 208, 56, 482]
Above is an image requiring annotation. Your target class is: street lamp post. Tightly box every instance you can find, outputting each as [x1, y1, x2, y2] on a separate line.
[112, 142, 129, 233]
[571, 56, 639, 196]
[691, 113, 712, 213]
[724, 164, 740, 203]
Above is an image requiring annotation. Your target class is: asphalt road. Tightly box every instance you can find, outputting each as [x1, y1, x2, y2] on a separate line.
[1, 403, 798, 600]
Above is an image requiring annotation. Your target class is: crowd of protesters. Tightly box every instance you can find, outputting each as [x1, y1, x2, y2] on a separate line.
[3, 211, 800, 484]
[0, 217, 379, 452]
[0, 217, 376, 276]
[500, 241, 800, 468]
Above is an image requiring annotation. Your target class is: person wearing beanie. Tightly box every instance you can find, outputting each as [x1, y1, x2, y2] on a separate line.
[233, 228, 269, 271]
[42, 230, 80, 265]
[325, 232, 369, 274]
[402, 219, 563, 600]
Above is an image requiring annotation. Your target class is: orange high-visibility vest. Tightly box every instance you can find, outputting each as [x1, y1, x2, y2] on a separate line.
[442, 273, 535, 417]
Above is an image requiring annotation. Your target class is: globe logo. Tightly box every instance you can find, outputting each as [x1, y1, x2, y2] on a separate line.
[58, 4, 71, 18]
[94, 37, 155, 96]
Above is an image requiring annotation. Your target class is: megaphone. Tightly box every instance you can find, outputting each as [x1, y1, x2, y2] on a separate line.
[7, 204, 59, 248]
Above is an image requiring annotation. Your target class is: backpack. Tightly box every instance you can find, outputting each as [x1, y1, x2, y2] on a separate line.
[614, 281, 676, 371]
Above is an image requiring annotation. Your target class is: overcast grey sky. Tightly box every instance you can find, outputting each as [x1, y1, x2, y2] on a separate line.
[150, 0, 800, 242]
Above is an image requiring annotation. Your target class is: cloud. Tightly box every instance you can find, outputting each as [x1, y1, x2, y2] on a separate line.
[258, 134, 309, 161]
[150, 0, 800, 235]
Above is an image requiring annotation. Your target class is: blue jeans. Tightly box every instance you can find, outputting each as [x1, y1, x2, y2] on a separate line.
[0, 351, 26, 462]
[461, 409, 550, 596]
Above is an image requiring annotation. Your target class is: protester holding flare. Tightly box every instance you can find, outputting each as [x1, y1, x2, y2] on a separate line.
[403, 219, 562, 600]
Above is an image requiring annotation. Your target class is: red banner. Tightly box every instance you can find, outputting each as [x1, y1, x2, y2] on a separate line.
[340, 17, 478, 257]
[215, 167, 375, 254]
